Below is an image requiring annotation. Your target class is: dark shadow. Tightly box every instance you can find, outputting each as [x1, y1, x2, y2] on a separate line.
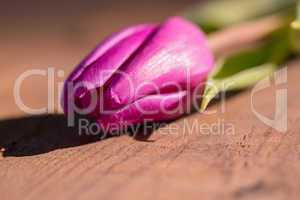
[0, 90, 245, 157]
[0, 114, 107, 157]
[128, 121, 165, 142]
[0, 114, 161, 157]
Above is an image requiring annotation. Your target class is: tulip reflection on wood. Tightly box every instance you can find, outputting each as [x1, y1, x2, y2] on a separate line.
[62, 16, 214, 131]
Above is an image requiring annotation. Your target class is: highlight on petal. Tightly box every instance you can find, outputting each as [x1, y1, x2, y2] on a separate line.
[104, 16, 214, 110]
[61, 16, 215, 132]
[62, 24, 157, 113]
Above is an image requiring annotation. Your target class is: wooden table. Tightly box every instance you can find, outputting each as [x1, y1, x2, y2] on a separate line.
[1, 1, 300, 199]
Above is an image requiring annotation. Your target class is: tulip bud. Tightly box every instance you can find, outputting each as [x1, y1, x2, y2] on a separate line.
[62, 16, 214, 132]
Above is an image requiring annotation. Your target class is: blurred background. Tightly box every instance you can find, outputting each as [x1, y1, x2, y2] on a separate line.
[0, 0, 200, 119]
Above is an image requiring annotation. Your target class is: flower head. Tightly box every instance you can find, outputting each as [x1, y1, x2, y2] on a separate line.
[62, 16, 214, 131]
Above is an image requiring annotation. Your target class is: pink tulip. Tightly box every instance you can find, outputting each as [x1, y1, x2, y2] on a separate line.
[62, 16, 214, 132]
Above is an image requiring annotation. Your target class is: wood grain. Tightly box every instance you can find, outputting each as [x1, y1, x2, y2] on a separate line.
[1, 1, 300, 200]
[0, 60, 299, 200]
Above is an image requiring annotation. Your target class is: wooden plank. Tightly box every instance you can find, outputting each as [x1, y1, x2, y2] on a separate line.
[1, 1, 300, 200]
[1, 60, 299, 200]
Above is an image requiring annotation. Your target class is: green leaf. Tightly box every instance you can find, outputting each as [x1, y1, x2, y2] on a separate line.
[184, 0, 296, 33]
[200, 26, 291, 111]
[186, 0, 295, 112]
[200, 63, 275, 111]
[212, 44, 273, 79]
[293, 0, 300, 21]
[290, 0, 300, 53]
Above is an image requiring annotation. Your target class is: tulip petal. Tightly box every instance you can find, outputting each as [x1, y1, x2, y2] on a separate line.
[62, 24, 157, 113]
[104, 16, 214, 110]
[97, 91, 188, 131]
